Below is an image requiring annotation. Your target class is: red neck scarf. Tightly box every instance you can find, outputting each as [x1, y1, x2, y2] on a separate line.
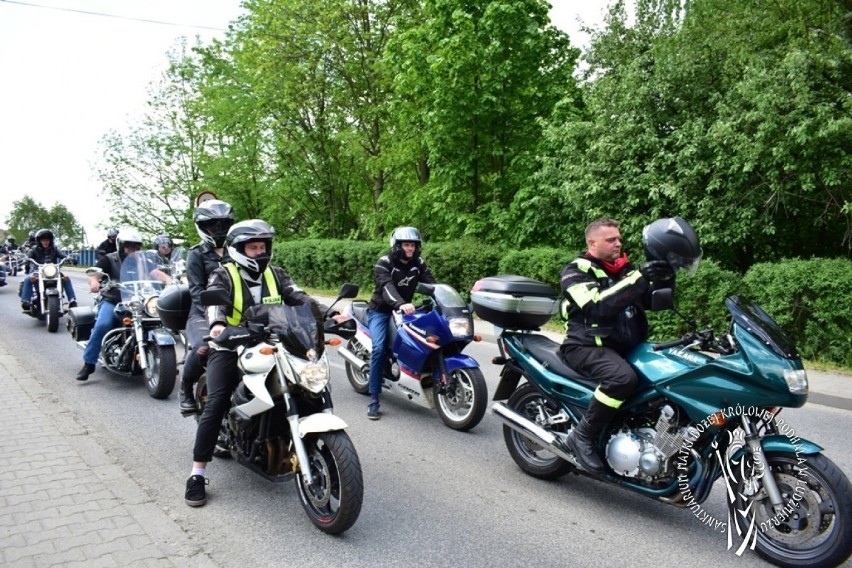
[597, 253, 629, 276]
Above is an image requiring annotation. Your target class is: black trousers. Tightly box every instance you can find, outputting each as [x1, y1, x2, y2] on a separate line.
[193, 349, 240, 463]
[560, 344, 638, 404]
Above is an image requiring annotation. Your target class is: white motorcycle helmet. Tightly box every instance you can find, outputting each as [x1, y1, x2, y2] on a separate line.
[226, 219, 275, 276]
[117, 228, 144, 257]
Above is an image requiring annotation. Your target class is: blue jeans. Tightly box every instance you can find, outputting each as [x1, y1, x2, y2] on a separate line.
[367, 310, 391, 398]
[21, 277, 76, 304]
[83, 301, 120, 366]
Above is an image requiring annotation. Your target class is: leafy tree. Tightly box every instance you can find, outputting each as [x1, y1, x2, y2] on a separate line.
[384, 0, 580, 242]
[95, 39, 213, 241]
[534, 0, 850, 269]
[5, 196, 85, 248]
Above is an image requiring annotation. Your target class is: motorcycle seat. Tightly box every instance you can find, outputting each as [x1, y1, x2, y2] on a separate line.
[517, 334, 599, 390]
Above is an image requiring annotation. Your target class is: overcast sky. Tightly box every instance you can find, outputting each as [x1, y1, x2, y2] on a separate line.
[0, 0, 618, 245]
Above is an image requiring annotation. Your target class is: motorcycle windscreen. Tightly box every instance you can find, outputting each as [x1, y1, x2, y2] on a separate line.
[119, 251, 165, 301]
[267, 302, 325, 359]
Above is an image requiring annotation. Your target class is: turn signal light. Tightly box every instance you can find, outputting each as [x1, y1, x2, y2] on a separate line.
[327, 338, 341, 347]
[259, 347, 275, 355]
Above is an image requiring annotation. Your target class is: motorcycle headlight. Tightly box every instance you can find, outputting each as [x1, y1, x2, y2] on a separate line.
[144, 295, 159, 318]
[448, 316, 472, 338]
[291, 356, 331, 394]
[43, 264, 58, 278]
[783, 369, 808, 395]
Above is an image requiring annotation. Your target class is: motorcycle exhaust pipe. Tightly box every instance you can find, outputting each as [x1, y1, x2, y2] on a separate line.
[336, 345, 369, 374]
[492, 401, 576, 464]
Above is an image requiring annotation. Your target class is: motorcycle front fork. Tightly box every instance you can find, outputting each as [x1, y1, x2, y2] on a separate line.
[741, 415, 785, 511]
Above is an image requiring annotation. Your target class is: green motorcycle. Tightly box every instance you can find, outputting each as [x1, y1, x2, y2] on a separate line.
[474, 273, 851, 567]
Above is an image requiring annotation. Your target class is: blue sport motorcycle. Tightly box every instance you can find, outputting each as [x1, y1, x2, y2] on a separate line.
[337, 283, 488, 431]
[472, 275, 851, 568]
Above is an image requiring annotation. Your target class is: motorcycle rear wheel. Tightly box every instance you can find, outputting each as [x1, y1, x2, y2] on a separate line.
[296, 431, 363, 535]
[503, 383, 573, 480]
[434, 367, 487, 431]
[144, 343, 177, 399]
[46, 295, 60, 332]
[343, 338, 370, 395]
[732, 451, 852, 568]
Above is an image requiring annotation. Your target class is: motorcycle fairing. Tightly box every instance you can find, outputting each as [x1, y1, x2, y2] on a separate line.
[234, 372, 275, 418]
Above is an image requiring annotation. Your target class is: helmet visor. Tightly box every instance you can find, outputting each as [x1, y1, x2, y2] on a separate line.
[668, 249, 702, 276]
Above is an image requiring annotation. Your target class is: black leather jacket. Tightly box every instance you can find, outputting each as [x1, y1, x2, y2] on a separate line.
[27, 245, 66, 274]
[367, 254, 436, 313]
[186, 242, 228, 319]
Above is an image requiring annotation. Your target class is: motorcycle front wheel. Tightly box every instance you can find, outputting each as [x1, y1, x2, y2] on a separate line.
[296, 431, 363, 535]
[343, 337, 370, 395]
[732, 451, 852, 568]
[503, 383, 573, 480]
[144, 343, 177, 399]
[434, 367, 487, 431]
[46, 295, 60, 332]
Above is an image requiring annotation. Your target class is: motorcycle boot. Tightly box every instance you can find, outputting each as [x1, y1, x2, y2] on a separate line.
[565, 398, 617, 474]
[76, 363, 96, 381]
[179, 379, 198, 415]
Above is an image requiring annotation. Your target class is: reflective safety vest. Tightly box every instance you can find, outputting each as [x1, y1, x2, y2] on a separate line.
[224, 263, 281, 326]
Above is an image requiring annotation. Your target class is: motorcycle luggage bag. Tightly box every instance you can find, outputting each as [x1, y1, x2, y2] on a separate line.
[157, 284, 191, 332]
[471, 275, 559, 329]
[67, 307, 95, 341]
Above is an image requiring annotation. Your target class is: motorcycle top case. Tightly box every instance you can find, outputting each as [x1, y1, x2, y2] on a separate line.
[471, 275, 559, 329]
[157, 284, 191, 332]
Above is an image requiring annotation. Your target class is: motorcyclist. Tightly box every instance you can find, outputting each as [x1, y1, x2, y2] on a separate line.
[178, 199, 235, 414]
[185, 219, 326, 507]
[75, 229, 171, 381]
[558, 217, 698, 474]
[21, 229, 78, 311]
[364, 226, 436, 420]
[2, 235, 18, 253]
[153, 235, 177, 274]
[96, 228, 119, 260]
[22, 230, 37, 257]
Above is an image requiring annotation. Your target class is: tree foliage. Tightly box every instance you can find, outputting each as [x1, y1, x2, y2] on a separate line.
[5, 196, 85, 248]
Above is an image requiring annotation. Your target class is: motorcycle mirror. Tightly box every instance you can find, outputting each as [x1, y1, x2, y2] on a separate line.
[338, 282, 359, 299]
[650, 288, 674, 312]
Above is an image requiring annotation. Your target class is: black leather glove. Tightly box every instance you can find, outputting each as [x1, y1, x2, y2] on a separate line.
[640, 260, 675, 283]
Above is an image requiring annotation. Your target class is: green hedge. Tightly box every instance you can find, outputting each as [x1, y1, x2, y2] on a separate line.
[275, 239, 851, 367]
[742, 259, 852, 368]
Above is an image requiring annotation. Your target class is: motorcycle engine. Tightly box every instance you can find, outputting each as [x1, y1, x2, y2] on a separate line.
[605, 405, 700, 481]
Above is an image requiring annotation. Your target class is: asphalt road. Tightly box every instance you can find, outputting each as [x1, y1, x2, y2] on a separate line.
[2, 272, 850, 568]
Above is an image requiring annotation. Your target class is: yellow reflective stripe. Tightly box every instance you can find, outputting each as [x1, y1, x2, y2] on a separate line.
[566, 281, 598, 308]
[574, 258, 607, 279]
[225, 264, 243, 326]
[594, 387, 624, 409]
[261, 268, 280, 304]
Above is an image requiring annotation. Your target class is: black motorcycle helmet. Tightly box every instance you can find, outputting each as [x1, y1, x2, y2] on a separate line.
[389, 226, 422, 262]
[642, 217, 702, 275]
[35, 229, 55, 247]
[194, 199, 235, 248]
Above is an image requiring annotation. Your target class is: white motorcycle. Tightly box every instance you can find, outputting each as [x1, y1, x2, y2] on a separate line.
[196, 283, 364, 534]
[22, 257, 71, 333]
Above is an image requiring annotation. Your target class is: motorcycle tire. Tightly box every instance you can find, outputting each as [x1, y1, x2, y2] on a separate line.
[295, 431, 363, 535]
[731, 451, 852, 567]
[434, 367, 487, 432]
[343, 338, 370, 395]
[503, 383, 573, 480]
[46, 296, 60, 333]
[144, 343, 177, 399]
